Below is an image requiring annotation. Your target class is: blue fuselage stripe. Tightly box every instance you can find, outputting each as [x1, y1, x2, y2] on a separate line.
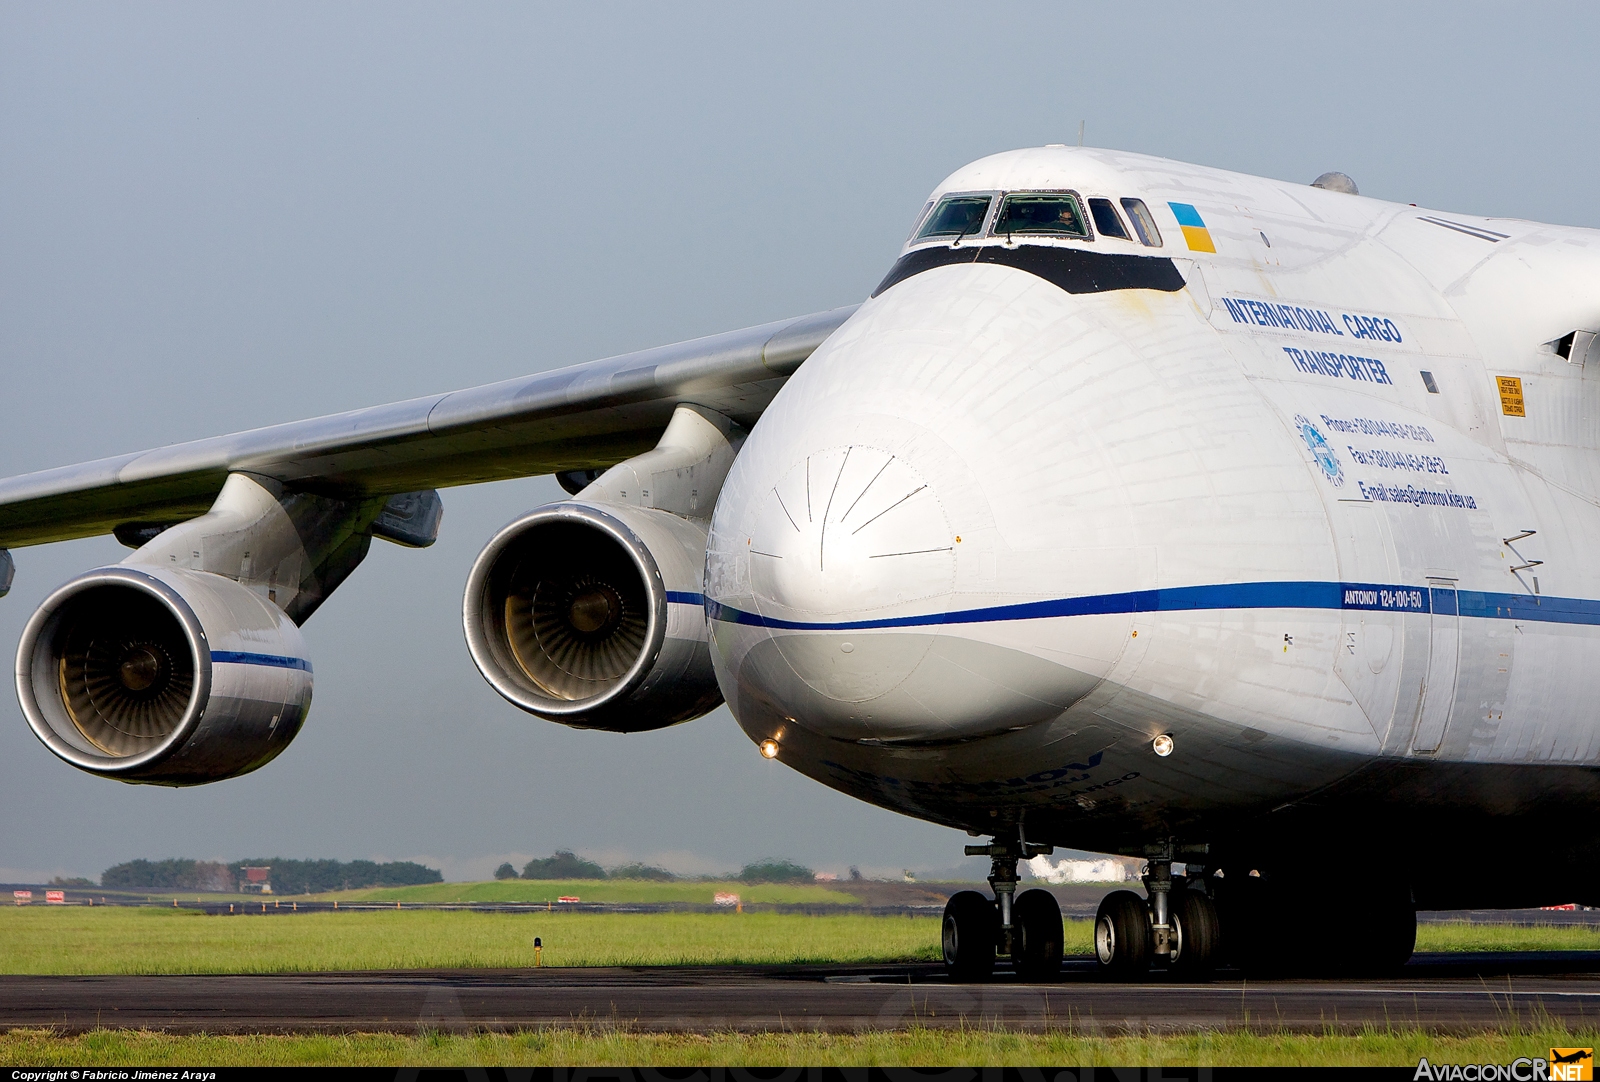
[210, 651, 313, 672]
[704, 581, 1600, 631]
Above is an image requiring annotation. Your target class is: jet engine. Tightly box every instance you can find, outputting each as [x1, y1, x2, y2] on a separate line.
[463, 500, 721, 732]
[16, 565, 313, 785]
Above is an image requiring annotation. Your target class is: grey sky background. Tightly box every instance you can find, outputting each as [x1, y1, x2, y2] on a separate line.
[3, 2, 1597, 883]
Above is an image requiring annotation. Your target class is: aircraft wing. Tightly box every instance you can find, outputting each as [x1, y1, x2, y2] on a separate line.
[0, 305, 857, 548]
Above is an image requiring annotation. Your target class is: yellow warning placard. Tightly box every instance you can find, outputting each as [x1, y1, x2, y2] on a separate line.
[1497, 376, 1526, 416]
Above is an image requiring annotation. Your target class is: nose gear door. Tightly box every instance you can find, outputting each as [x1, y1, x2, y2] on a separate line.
[1333, 502, 1402, 742]
[1411, 580, 1459, 753]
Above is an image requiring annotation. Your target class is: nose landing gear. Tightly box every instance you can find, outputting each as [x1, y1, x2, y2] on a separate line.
[1092, 888, 1152, 975]
[941, 834, 1415, 982]
[940, 889, 998, 981]
[1093, 845, 1221, 981]
[941, 834, 1063, 982]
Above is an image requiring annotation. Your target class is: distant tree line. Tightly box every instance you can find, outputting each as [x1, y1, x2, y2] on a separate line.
[231, 859, 441, 894]
[101, 860, 235, 892]
[517, 851, 637, 880]
[736, 859, 815, 884]
[498, 851, 815, 883]
[99, 858, 441, 893]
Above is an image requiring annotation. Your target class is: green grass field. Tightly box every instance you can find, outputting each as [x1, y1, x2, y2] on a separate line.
[3, 1026, 1595, 1067]
[326, 877, 859, 905]
[0, 907, 945, 974]
[2, 907, 1597, 976]
[1414, 920, 1600, 953]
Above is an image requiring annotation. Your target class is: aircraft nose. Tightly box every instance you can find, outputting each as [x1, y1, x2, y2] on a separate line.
[708, 437, 1081, 744]
[751, 447, 952, 624]
[708, 443, 957, 739]
[744, 445, 954, 701]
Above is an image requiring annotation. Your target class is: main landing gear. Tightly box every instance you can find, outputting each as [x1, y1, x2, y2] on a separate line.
[939, 836, 1220, 983]
[941, 835, 1063, 982]
[941, 837, 1414, 981]
[1089, 850, 1414, 979]
[1093, 845, 1220, 980]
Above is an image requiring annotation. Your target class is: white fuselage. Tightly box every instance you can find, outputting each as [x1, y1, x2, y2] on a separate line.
[701, 146, 1600, 885]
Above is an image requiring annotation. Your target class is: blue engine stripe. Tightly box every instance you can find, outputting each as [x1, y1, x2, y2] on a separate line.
[666, 591, 705, 605]
[210, 651, 314, 672]
[704, 580, 1600, 632]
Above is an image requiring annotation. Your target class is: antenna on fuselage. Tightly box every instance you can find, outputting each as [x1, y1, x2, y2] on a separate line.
[1077, 120, 1084, 146]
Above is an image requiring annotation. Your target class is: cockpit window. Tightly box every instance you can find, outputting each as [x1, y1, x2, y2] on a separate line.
[915, 195, 993, 240]
[992, 193, 1090, 238]
[1089, 198, 1131, 240]
[1120, 198, 1163, 247]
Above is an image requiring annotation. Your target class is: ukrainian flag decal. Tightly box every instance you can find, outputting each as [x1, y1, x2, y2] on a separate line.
[1168, 202, 1216, 253]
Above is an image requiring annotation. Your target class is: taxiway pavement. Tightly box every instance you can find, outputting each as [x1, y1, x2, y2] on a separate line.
[5, 952, 1600, 1034]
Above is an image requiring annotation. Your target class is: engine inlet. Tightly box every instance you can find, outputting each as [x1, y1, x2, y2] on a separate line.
[485, 519, 655, 703]
[18, 564, 314, 784]
[57, 589, 196, 756]
[465, 500, 724, 732]
[17, 567, 213, 774]
[513, 533, 650, 698]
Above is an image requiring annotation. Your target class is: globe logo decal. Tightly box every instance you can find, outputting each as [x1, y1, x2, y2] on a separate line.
[1294, 414, 1344, 487]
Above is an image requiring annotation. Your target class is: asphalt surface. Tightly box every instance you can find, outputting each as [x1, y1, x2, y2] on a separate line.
[8, 953, 1600, 1034]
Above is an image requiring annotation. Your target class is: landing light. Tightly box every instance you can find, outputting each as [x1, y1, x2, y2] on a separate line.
[759, 738, 780, 759]
[1152, 734, 1174, 757]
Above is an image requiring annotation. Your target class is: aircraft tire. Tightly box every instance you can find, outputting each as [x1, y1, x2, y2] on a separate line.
[1168, 889, 1220, 979]
[941, 889, 998, 981]
[1094, 889, 1152, 978]
[1012, 888, 1063, 981]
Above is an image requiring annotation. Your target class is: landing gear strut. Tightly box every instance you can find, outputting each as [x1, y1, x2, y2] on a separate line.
[1093, 843, 1219, 980]
[941, 833, 1063, 982]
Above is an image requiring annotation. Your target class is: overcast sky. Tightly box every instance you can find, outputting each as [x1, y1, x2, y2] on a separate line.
[3, 2, 1597, 884]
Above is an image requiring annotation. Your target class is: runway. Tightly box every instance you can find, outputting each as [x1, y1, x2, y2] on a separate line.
[8, 953, 1600, 1034]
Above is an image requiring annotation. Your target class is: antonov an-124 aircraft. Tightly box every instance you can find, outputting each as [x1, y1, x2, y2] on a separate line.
[6, 145, 1599, 980]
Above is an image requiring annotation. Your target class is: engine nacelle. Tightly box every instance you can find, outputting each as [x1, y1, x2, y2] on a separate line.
[463, 501, 720, 732]
[16, 565, 313, 785]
